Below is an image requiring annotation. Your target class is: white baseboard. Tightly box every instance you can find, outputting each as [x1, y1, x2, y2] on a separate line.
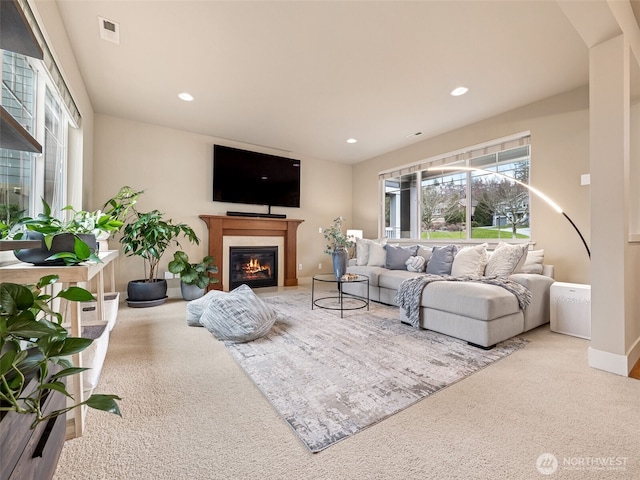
[588, 336, 640, 377]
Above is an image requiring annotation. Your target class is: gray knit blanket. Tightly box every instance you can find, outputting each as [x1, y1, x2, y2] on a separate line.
[395, 274, 533, 328]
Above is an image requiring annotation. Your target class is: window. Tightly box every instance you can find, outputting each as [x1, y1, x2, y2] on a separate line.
[1, 0, 80, 228]
[381, 135, 531, 241]
[44, 87, 67, 214]
[1, 51, 72, 223]
[1, 51, 36, 224]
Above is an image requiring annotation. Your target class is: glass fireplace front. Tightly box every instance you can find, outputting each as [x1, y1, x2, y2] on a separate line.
[229, 246, 278, 290]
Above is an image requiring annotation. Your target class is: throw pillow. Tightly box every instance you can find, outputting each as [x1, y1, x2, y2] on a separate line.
[451, 243, 488, 277]
[405, 255, 426, 272]
[485, 242, 529, 276]
[185, 289, 228, 327]
[417, 246, 433, 264]
[356, 238, 386, 266]
[426, 245, 458, 275]
[367, 241, 387, 267]
[385, 244, 419, 270]
[517, 249, 545, 274]
[200, 284, 277, 343]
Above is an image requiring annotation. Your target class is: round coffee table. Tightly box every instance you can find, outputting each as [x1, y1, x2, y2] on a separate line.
[311, 273, 369, 318]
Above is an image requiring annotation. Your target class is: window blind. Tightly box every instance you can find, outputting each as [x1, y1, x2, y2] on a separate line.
[379, 133, 531, 180]
[18, 0, 81, 128]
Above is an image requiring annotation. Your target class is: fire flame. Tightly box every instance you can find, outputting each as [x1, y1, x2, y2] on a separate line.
[243, 257, 271, 276]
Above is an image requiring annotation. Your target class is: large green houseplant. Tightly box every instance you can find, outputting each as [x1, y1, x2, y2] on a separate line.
[168, 251, 219, 300]
[120, 209, 199, 306]
[0, 275, 121, 428]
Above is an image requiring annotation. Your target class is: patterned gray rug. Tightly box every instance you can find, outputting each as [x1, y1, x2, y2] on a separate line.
[223, 291, 528, 453]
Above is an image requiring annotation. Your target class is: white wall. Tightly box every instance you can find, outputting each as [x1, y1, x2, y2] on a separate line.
[92, 114, 353, 292]
[352, 86, 592, 284]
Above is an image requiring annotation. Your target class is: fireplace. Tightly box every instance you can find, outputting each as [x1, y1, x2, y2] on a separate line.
[229, 246, 278, 290]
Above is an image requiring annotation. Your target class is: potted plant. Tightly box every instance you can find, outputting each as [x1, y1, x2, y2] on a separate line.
[6, 187, 143, 266]
[323, 216, 355, 278]
[168, 251, 219, 300]
[120, 209, 199, 306]
[0, 275, 121, 428]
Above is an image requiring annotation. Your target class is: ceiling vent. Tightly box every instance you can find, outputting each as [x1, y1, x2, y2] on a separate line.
[98, 16, 120, 44]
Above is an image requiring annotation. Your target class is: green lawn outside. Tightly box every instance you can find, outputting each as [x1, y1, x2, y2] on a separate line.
[422, 227, 529, 240]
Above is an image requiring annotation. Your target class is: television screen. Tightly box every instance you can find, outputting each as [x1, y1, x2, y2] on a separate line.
[213, 145, 301, 208]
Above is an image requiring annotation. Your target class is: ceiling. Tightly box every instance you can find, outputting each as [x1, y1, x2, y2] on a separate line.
[55, 1, 591, 164]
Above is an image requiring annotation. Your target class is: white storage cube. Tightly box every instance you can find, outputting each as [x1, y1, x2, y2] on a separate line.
[81, 323, 109, 396]
[550, 282, 591, 339]
[81, 292, 120, 331]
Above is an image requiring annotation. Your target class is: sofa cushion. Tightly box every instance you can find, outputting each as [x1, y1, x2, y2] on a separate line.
[385, 244, 418, 270]
[420, 281, 520, 321]
[378, 269, 424, 291]
[451, 243, 488, 277]
[426, 245, 458, 275]
[346, 265, 388, 287]
[485, 242, 528, 276]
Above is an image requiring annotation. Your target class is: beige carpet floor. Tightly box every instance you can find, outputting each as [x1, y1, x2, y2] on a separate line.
[53, 290, 640, 480]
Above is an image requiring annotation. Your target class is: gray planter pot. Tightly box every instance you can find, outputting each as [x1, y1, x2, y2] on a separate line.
[180, 282, 205, 301]
[126, 279, 168, 307]
[13, 231, 97, 266]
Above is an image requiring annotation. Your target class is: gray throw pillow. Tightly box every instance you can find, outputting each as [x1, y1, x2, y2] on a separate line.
[200, 284, 277, 343]
[385, 244, 419, 270]
[426, 245, 458, 275]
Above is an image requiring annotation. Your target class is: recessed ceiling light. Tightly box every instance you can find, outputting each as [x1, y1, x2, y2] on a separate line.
[178, 92, 194, 102]
[406, 132, 423, 139]
[450, 86, 469, 97]
[346, 138, 358, 144]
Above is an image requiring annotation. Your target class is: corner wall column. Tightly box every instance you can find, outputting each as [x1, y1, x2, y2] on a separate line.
[588, 33, 640, 376]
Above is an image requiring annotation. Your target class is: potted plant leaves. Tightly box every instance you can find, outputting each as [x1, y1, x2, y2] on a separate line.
[119, 209, 199, 307]
[168, 251, 219, 300]
[0, 275, 121, 428]
[6, 187, 143, 266]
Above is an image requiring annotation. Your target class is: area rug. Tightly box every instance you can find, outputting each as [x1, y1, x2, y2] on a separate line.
[223, 291, 528, 453]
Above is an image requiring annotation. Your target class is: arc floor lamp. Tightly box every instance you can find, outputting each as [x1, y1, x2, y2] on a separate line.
[426, 166, 590, 259]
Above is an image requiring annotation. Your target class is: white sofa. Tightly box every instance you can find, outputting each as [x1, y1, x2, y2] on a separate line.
[342, 241, 554, 349]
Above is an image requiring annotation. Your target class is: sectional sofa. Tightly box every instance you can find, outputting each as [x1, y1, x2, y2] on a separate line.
[342, 241, 555, 349]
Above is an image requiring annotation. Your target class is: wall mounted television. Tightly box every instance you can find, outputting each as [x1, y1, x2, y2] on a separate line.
[213, 144, 301, 209]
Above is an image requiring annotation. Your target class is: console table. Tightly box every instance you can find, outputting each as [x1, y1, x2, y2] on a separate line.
[0, 250, 119, 439]
[199, 215, 304, 290]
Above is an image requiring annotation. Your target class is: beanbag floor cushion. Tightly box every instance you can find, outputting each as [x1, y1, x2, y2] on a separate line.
[185, 289, 228, 327]
[199, 284, 277, 343]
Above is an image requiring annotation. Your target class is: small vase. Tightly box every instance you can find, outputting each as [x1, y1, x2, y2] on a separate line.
[332, 245, 349, 279]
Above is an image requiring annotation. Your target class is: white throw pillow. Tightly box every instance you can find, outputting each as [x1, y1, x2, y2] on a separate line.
[517, 249, 545, 274]
[485, 242, 529, 276]
[366, 242, 387, 267]
[356, 238, 386, 266]
[451, 243, 488, 277]
[405, 255, 426, 272]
